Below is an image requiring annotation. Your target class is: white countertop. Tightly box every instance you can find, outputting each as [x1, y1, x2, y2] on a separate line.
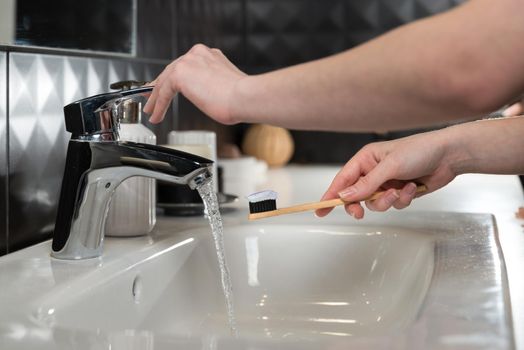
[248, 165, 524, 349]
[0, 165, 522, 349]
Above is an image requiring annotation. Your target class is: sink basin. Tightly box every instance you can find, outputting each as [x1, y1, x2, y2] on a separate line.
[36, 222, 434, 337]
[0, 211, 514, 349]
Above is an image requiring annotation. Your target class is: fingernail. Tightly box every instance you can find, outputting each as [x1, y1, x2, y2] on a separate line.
[406, 182, 417, 195]
[386, 190, 400, 204]
[347, 208, 354, 217]
[338, 187, 356, 199]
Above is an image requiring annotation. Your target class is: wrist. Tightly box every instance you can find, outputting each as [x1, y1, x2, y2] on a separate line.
[437, 124, 474, 176]
[230, 75, 259, 124]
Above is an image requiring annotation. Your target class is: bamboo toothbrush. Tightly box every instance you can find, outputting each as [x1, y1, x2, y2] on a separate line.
[247, 185, 427, 220]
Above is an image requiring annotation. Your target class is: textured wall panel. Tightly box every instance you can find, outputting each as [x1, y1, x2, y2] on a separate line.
[176, 0, 243, 64]
[8, 52, 167, 252]
[136, 0, 177, 59]
[0, 52, 6, 256]
[245, 0, 464, 73]
[177, 0, 222, 53]
[218, 0, 245, 68]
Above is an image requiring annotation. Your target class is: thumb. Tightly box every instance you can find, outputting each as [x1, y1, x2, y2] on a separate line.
[338, 162, 393, 202]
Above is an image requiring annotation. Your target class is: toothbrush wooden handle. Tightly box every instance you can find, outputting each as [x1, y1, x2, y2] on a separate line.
[248, 185, 427, 220]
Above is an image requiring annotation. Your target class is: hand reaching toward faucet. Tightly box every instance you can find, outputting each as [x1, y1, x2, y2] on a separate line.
[315, 116, 524, 219]
[143, 44, 247, 125]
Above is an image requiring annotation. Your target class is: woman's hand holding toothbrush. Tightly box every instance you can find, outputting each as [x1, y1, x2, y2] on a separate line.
[317, 116, 524, 219]
[316, 127, 462, 219]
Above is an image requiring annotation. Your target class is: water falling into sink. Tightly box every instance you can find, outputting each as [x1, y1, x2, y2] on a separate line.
[197, 180, 237, 336]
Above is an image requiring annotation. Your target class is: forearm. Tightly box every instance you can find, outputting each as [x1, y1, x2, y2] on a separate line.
[234, 0, 524, 132]
[444, 116, 524, 175]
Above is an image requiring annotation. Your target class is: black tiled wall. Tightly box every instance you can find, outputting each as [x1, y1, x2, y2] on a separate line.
[136, 0, 178, 60]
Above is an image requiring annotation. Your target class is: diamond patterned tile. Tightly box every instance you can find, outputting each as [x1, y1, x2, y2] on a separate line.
[175, 0, 247, 68]
[248, 0, 310, 33]
[379, 0, 415, 29]
[243, 0, 465, 72]
[347, 0, 381, 30]
[0, 52, 6, 256]
[221, 0, 244, 34]
[9, 53, 72, 251]
[86, 58, 109, 96]
[414, 0, 465, 16]
[62, 56, 88, 104]
[107, 60, 127, 88]
[136, 0, 177, 59]
[218, 0, 245, 66]
[7, 52, 167, 252]
[126, 62, 146, 82]
[309, 1, 346, 32]
[0, 53, 7, 155]
[177, 0, 222, 53]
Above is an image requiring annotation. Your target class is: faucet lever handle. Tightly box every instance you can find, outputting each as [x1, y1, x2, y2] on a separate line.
[110, 80, 148, 91]
[95, 86, 153, 125]
[64, 86, 153, 139]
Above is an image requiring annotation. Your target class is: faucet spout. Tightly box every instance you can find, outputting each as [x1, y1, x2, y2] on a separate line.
[52, 140, 213, 260]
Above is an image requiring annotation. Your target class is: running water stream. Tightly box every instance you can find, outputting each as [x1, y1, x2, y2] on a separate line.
[197, 180, 238, 336]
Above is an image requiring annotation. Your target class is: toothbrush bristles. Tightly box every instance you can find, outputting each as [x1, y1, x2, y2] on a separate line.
[249, 199, 277, 213]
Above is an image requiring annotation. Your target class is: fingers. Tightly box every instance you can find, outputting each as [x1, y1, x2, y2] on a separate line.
[143, 67, 171, 119]
[316, 147, 393, 219]
[150, 82, 177, 124]
[338, 160, 393, 203]
[393, 182, 418, 209]
[319, 181, 420, 219]
[144, 45, 210, 123]
[143, 81, 158, 114]
[316, 156, 419, 219]
[365, 182, 418, 212]
[144, 43, 246, 126]
[315, 159, 362, 217]
[365, 188, 399, 211]
[145, 61, 183, 124]
[344, 203, 365, 219]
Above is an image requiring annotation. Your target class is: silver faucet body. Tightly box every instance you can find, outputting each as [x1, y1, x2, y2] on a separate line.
[52, 86, 213, 260]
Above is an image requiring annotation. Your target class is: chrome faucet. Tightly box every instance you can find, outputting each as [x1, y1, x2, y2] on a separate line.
[52, 85, 213, 260]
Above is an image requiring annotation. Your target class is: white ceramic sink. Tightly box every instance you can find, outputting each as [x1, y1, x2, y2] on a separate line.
[0, 211, 514, 349]
[35, 223, 434, 337]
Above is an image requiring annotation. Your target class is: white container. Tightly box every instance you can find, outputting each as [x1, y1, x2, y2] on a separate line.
[167, 130, 218, 192]
[219, 156, 268, 197]
[106, 119, 157, 237]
